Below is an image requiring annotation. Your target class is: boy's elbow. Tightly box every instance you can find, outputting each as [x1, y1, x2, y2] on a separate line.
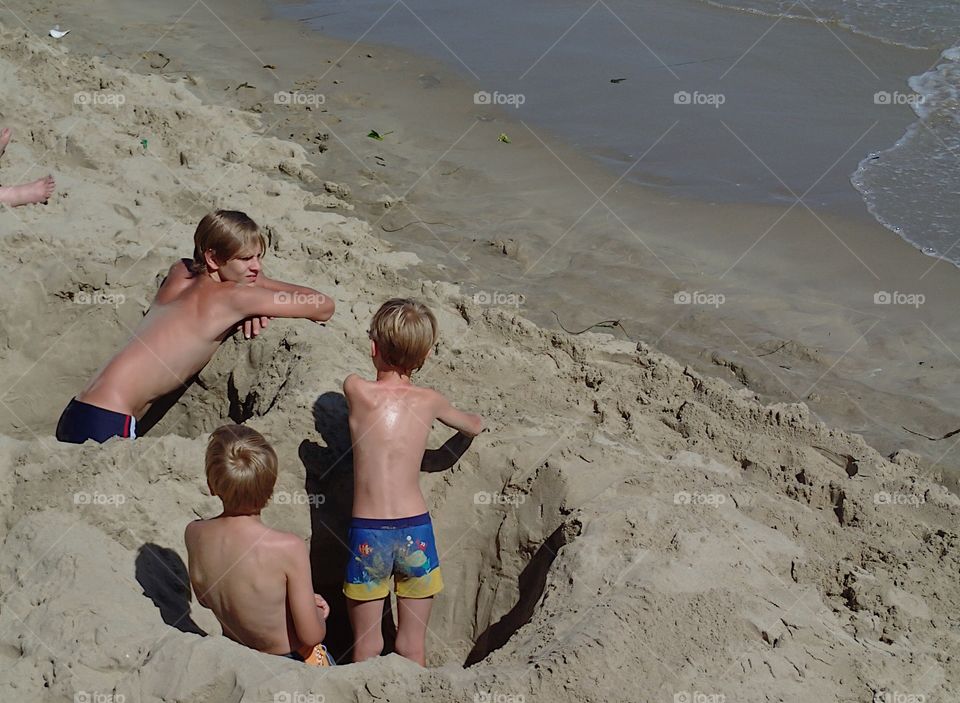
[468, 415, 484, 437]
[304, 620, 325, 648]
[316, 295, 335, 322]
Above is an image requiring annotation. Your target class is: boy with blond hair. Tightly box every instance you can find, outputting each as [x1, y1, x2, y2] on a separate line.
[57, 210, 334, 443]
[343, 298, 483, 666]
[185, 424, 332, 665]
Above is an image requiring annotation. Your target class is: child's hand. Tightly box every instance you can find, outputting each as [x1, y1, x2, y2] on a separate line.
[236, 316, 271, 339]
[314, 594, 330, 620]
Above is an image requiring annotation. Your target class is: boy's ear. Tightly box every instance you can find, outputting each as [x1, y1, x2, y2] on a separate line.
[370, 338, 377, 359]
[203, 248, 220, 272]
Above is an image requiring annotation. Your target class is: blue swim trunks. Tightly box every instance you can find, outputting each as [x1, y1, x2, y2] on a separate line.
[343, 512, 443, 601]
[56, 397, 137, 444]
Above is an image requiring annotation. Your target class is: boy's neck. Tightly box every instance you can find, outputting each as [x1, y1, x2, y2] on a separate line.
[375, 368, 412, 384]
[217, 509, 263, 520]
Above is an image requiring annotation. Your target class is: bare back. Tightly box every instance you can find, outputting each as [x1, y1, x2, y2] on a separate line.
[184, 518, 306, 654]
[78, 276, 233, 416]
[344, 377, 441, 519]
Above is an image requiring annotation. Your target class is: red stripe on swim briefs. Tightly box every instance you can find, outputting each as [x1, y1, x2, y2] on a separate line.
[123, 415, 131, 437]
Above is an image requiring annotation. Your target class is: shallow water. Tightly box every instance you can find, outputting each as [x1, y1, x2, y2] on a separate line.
[271, 0, 933, 220]
[701, 0, 960, 265]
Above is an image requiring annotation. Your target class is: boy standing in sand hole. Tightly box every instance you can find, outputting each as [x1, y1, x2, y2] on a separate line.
[343, 298, 483, 665]
[185, 424, 333, 666]
[56, 210, 334, 443]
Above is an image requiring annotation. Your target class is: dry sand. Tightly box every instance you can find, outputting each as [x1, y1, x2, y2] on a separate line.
[0, 11, 958, 703]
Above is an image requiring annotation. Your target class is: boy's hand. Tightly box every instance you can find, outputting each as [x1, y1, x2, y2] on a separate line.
[314, 594, 330, 620]
[236, 316, 271, 339]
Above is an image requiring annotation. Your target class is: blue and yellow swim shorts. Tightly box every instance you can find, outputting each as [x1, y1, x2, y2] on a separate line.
[343, 512, 443, 601]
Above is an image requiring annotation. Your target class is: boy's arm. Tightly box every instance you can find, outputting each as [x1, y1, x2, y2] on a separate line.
[183, 522, 209, 608]
[225, 281, 335, 322]
[421, 431, 475, 473]
[284, 538, 326, 648]
[254, 274, 314, 295]
[433, 391, 484, 437]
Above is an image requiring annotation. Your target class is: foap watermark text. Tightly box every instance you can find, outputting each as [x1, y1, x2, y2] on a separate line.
[674, 91, 726, 108]
[275, 91, 325, 107]
[474, 91, 526, 108]
[674, 291, 724, 308]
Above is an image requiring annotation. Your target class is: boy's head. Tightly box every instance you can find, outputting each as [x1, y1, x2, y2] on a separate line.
[205, 424, 278, 514]
[192, 210, 267, 284]
[368, 298, 438, 375]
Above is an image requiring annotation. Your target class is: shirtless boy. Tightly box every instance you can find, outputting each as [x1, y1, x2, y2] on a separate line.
[342, 298, 483, 665]
[0, 127, 56, 207]
[185, 424, 332, 665]
[56, 209, 334, 443]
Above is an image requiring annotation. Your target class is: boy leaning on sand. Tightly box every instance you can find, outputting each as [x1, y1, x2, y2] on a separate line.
[56, 210, 334, 444]
[185, 424, 334, 666]
[342, 298, 483, 666]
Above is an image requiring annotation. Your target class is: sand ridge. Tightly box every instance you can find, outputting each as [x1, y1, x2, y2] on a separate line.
[0, 21, 957, 703]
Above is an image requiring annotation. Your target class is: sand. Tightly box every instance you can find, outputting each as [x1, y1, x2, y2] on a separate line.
[0, 9, 958, 703]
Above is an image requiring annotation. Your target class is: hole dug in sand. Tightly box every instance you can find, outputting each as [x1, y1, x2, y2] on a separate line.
[298, 393, 584, 668]
[138, 332, 301, 439]
[135, 331, 581, 669]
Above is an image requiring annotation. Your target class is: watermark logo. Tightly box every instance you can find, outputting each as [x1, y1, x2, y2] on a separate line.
[674, 692, 726, 703]
[273, 491, 326, 507]
[473, 290, 525, 308]
[274, 291, 328, 305]
[674, 290, 725, 308]
[274, 693, 325, 703]
[674, 491, 726, 507]
[74, 91, 126, 107]
[874, 91, 924, 107]
[474, 91, 526, 108]
[274, 91, 325, 107]
[74, 492, 126, 506]
[474, 491, 526, 507]
[873, 291, 924, 308]
[874, 491, 925, 507]
[75, 692, 126, 703]
[873, 692, 926, 703]
[75, 290, 126, 308]
[474, 692, 525, 703]
[674, 91, 726, 109]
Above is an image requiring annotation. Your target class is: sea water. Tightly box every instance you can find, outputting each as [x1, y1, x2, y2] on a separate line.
[273, 0, 958, 264]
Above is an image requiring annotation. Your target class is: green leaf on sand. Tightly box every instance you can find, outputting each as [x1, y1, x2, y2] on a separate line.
[368, 130, 385, 141]
[498, 132, 511, 144]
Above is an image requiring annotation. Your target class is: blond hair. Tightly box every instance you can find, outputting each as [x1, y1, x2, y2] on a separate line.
[192, 210, 267, 273]
[205, 425, 278, 512]
[369, 298, 438, 374]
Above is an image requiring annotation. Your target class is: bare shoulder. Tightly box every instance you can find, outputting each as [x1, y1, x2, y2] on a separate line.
[343, 373, 363, 394]
[265, 527, 307, 554]
[265, 528, 310, 567]
[155, 259, 198, 304]
[420, 384, 450, 408]
[343, 373, 373, 402]
[169, 258, 195, 279]
[183, 519, 204, 545]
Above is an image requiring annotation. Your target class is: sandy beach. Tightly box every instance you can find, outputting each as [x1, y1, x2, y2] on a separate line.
[0, 1, 959, 701]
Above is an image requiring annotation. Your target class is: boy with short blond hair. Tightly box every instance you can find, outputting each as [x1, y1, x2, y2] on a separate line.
[343, 298, 483, 666]
[56, 210, 334, 444]
[185, 424, 332, 665]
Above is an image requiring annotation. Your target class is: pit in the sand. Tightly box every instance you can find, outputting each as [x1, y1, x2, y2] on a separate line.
[141, 334, 580, 667]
